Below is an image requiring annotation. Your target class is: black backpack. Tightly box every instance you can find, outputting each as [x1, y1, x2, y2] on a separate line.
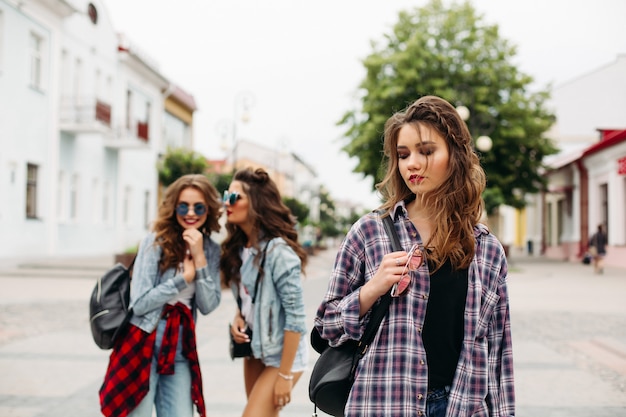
[89, 257, 135, 349]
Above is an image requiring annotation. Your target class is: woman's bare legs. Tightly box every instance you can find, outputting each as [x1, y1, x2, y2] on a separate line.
[243, 356, 265, 396]
[241, 358, 303, 417]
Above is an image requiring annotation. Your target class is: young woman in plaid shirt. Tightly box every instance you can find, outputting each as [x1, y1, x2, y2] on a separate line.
[314, 96, 515, 417]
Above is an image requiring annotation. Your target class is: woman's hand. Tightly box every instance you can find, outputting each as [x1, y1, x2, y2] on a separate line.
[359, 251, 408, 314]
[230, 312, 250, 344]
[182, 228, 207, 269]
[274, 374, 293, 409]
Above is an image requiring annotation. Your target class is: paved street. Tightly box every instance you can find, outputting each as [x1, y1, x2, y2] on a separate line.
[0, 246, 625, 417]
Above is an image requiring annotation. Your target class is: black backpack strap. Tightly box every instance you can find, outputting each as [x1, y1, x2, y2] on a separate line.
[251, 243, 268, 304]
[357, 213, 401, 353]
[382, 212, 402, 252]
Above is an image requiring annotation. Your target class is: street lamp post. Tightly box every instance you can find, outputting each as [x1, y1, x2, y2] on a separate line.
[217, 91, 255, 173]
[231, 91, 255, 173]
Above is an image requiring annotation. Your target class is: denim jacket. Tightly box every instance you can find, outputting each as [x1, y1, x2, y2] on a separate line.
[129, 232, 221, 333]
[230, 237, 307, 359]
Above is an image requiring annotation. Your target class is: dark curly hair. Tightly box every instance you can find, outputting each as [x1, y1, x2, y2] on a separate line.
[377, 95, 486, 271]
[220, 167, 308, 288]
[152, 174, 222, 272]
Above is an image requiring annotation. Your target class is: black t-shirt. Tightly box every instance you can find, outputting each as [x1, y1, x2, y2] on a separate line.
[422, 259, 468, 389]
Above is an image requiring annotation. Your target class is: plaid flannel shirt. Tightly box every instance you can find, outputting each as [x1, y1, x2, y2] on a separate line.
[314, 205, 515, 417]
[100, 303, 206, 417]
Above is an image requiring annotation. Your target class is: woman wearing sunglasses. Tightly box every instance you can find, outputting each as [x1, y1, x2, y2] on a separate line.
[314, 96, 515, 417]
[100, 174, 223, 417]
[220, 167, 309, 417]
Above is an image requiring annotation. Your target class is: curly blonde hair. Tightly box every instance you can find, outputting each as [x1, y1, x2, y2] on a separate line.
[152, 174, 222, 272]
[377, 95, 486, 270]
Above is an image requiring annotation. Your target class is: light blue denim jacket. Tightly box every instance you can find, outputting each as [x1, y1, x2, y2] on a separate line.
[129, 232, 221, 333]
[230, 237, 307, 360]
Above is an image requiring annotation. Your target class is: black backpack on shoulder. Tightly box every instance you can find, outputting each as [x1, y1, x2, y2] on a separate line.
[89, 258, 135, 349]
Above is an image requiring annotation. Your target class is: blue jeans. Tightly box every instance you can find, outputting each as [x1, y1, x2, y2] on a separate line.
[129, 319, 193, 417]
[426, 385, 451, 417]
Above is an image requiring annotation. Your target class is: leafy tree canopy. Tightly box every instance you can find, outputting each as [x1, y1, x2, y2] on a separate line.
[207, 171, 233, 197]
[318, 188, 342, 237]
[283, 196, 310, 224]
[157, 147, 209, 187]
[339, 0, 558, 214]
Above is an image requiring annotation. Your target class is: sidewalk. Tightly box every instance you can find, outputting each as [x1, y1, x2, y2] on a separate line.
[0, 248, 624, 416]
[505, 255, 626, 416]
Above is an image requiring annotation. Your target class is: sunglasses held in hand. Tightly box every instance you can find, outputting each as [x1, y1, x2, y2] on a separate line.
[175, 202, 207, 216]
[223, 191, 242, 206]
[391, 244, 425, 297]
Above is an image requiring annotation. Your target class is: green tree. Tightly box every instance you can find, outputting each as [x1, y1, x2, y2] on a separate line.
[283, 196, 310, 224]
[318, 189, 341, 238]
[207, 171, 233, 196]
[157, 147, 208, 187]
[339, 0, 557, 214]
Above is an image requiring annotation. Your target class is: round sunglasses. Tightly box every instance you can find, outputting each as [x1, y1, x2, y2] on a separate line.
[223, 190, 242, 206]
[175, 202, 207, 216]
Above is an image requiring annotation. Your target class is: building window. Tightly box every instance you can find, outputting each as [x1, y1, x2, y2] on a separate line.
[95, 68, 101, 99]
[126, 89, 132, 130]
[87, 3, 98, 25]
[164, 111, 191, 149]
[29, 33, 43, 89]
[103, 181, 110, 223]
[105, 76, 113, 103]
[73, 58, 82, 101]
[557, 199, 564, 245]
[60, 49, 70, 96]
[57, 170, 66, 221]
[26, 163, 38, 218]
[92, 178, 100, 223]
[70, 174, 79, 220]
[137, 101, 150, 141]
[123, 186, 132, 225]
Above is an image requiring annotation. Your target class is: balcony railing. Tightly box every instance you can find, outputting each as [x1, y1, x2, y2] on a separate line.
[103, 123, 151, 149]
[60, 96, 112, 133]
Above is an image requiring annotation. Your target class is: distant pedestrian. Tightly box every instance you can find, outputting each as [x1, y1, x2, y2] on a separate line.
[313, 95, 515, 417]
[589, 224, 608, 274]
[99, 174, 223, 417]
[220, 167, 309, 417]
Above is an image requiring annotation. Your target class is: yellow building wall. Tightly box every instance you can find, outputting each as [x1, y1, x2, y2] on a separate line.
[515, 207, 526, 248]
[165, 98, 193, 125]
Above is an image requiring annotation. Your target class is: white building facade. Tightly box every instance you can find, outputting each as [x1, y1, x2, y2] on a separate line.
[0, 0, 194, 259]
[533, 55, 626, 268]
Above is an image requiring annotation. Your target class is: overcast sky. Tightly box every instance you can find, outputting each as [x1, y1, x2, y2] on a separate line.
[103, 0, 626, 208]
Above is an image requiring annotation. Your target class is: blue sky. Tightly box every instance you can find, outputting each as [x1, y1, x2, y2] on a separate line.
[104, 0, 626, 208]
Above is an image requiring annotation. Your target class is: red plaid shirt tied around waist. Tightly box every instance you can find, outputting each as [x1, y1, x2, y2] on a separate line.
[100, 302, 206, 417]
